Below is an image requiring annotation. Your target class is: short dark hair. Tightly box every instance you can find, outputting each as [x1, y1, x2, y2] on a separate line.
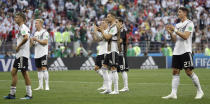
[108, 11, 116, 18]
[15, 12, 26, 22]
[178, 7, 188, 15]
[117, 17, 124, 23]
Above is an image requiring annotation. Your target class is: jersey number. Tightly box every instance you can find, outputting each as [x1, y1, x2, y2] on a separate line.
[184, 61, 191, 67]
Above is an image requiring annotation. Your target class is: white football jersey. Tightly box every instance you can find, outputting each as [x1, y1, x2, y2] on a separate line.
[173, 19, 194, 55]
[105, 24, 118, 53]
[16, 24, 30, 59]
[34, 29, 49, 58]
[97, 29, 108, 55]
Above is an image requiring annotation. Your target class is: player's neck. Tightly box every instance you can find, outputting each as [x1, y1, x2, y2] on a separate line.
[181, 17, 187, 22]
[18, 22, 24, 27]
[110, 20, 115, 26]
[37, 27, 43, 31]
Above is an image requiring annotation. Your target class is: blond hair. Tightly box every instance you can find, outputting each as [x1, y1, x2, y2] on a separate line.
[36, 19, 44, 25]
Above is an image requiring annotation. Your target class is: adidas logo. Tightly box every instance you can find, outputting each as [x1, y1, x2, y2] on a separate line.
[49, 57, 68, 71]
[140, 56, 158, 69]
[80, 57, 95, 70]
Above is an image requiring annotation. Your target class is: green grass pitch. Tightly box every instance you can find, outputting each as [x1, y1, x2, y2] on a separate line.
[0, 69, 209, 104]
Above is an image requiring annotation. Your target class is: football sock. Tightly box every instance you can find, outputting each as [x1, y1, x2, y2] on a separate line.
[190, 72, 202, 91]
[96, 69, 103, 77]
[122, 71, 128, 89]
[9, 86, 16, 95]
[38, 71, 43, 88]
[109, 71, 113, 88]
[171, 75, 180, 95]
[26, 85, 32, 96]
[112, 70, 119, 92]
[43, 70, 49, 89]
[101, 66, 111, 91]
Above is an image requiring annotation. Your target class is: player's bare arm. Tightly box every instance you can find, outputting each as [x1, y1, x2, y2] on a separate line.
[16, 35, 28, 52]
[98, 27, 112, 40]
[33, 37, 48, 45]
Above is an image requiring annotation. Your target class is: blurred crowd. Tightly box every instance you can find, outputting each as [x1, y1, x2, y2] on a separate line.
[0, 0, 210, 58]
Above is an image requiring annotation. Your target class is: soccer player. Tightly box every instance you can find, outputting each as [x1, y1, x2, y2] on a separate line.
[162, 7, 204, 99]
[116, 18, 129, 92]
[91, 21, 109, 90]
[4, 12, 32, 99]
[31, 19, 50, 91]
[99, 13, 120, 94]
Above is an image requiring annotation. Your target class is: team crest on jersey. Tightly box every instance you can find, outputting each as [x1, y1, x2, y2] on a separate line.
[110, 29, 114, 33]
[188, 26, 192, 31]
[21, 30, 26, 35]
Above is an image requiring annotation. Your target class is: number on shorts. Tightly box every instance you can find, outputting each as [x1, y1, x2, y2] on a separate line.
[42, 60, 47, 65]
[18, 63, 21, 68]
[184, 61, 191, 67]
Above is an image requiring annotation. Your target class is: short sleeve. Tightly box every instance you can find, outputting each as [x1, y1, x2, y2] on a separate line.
[20, 26, 30, 36]
[43, 31, 49, 40]
[185, 22, 194, 33]
[109, 26, 118, 36]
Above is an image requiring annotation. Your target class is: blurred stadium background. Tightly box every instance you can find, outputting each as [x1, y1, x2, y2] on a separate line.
[0, 0, 209, 58]
[0, 0, 210, 104]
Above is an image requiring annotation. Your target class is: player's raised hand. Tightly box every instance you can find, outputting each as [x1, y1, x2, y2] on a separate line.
[32, 37, 38, 42]
[97, 27, 103, 32]
[93, 24, 97, 30]
[166, 25, 173, 34]
[169, 25, 175, 31]
[116, 20, 123, 30]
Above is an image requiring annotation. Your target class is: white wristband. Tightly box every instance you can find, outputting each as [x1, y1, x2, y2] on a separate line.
[174, 28, 178, 32]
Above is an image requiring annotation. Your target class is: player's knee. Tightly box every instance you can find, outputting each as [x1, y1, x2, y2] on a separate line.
[172, 69, 180, 75]
[94, 66, 99, 71]
[37, 68, 42, 71]
[185, 69, 192, 76]
[41, 67, 47, 71]
[11, 71, 16, 77]
[11, 71, 17, 77]
[102, 64, 108, 68]
[111, 67, 117, 71]
[21, 70, 28, 76]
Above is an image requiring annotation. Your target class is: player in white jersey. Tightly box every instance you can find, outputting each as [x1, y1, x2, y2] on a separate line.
[162, 7, 204, 99]
[91, 21, 109, 91]
[31, 19, 50, 91]
[4, 12, 32, 100]
[98, 12, 120, 94]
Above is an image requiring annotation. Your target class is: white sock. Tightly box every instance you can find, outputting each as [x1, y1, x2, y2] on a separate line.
[122, 71, 128, 89]
[108, 71, 113, 89]
[190, 72, 202, 92]
[9, 86, 16, 95]
[102, 76, 106, 88]
[38, 71, 43, 88]
[26, 85, 32, 96]
[96, 69, 103, 77]
[101, 66, 111, 91]
[43, 70, 49, 89]
[171, 75, 180, 95]
[112, 70, 119, 92]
